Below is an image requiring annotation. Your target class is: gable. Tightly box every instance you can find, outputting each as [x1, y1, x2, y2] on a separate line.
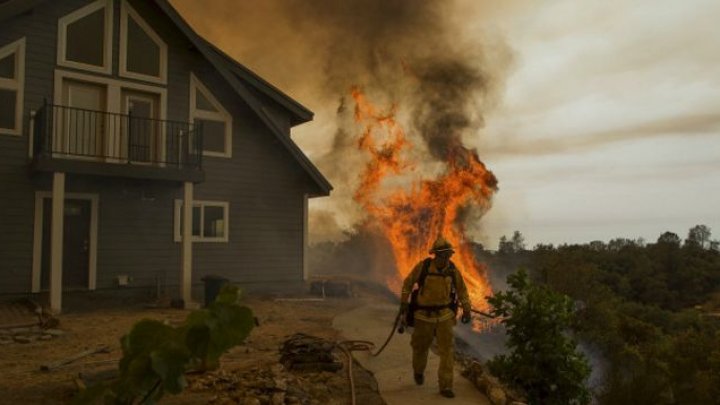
[0, 0, 332, 197]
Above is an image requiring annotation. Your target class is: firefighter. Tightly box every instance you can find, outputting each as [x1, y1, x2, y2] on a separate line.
[399, 236, 472, 399]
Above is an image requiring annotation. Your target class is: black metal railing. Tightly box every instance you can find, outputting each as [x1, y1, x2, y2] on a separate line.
[33, 102, 203, 170]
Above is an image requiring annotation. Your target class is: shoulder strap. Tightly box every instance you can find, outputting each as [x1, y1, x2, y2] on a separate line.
[448, 261, 458, 291]
[417, 258, 432, 290]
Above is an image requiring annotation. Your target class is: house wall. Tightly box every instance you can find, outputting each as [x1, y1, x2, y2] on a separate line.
[0, 0, 320, 295]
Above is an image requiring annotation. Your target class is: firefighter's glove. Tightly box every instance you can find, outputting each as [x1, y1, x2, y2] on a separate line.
[400, 302, 409, 314]
[461, 310, 472, 324]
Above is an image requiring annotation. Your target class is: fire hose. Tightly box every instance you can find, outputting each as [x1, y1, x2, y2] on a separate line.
[336, 307, 497, 404]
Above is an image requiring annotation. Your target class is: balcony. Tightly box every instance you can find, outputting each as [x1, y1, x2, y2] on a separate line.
[31, 102, 204, 183]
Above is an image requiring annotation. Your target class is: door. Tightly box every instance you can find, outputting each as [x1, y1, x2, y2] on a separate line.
[62, 80, 106, 158]
[123, 91, 159, 163]
[41, 199, 91, 290]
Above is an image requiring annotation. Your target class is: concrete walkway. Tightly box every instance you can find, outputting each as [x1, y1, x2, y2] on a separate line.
[334, 303, 490, 404]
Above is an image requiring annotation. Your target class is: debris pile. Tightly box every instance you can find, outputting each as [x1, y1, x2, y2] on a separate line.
[191, 365, 346, 405]
[309, 279, 353, 297]
[0, 325, 65, 345]
[279, 333, 342, 372]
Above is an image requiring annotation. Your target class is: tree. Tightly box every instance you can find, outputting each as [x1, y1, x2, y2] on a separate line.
[487, 269, 591, 405]
[685, 225, 712, 249]
[498, 235, 514, 255]
[657, 231, 681, 247]
[512, 230, 526, 252]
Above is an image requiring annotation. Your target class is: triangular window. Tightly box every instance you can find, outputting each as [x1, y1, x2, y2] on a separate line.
[120, 0, 167, 83]
[0, 38, 25, 135]
[57, 0, 112, 73]
[196, 91, 218, 113]
[190, 74, 232, 158]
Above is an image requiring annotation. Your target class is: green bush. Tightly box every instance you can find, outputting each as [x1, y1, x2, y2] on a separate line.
[487, 269, 591, 405]
[74, 284, 255, 404]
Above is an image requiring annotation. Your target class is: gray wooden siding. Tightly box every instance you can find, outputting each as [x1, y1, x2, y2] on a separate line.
[0, 0, 320, 295]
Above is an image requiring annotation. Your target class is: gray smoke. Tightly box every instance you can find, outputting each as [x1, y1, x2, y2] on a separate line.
[172, 0, 511, 249]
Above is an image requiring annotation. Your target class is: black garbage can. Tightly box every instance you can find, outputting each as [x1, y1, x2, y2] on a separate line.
[202, 275, 229, 307]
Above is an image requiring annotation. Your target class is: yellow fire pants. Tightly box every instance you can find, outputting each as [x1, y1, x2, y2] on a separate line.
[411, 317, 455, 390]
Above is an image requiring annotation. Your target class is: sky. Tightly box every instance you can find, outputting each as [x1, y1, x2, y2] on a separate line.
[172, 0, 720, 248]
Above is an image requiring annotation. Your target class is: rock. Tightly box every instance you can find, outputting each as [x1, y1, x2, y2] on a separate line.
[273, 377, 288, 391]
[44, 329, 65, 337]
[242, 397, 261, 405]
[13, 335, 32, 344]
[488, 387, 507, 405]
[271, 392, 285, 405]
[39, 334, 53, 341]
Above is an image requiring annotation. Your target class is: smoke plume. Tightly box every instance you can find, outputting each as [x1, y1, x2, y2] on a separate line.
[172, 0, 511, 277]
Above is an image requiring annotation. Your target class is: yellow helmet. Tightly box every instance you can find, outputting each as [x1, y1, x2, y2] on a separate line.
[429, 236, 454, 254]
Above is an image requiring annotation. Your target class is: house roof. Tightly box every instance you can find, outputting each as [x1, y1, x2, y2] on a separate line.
[0, 0, 332, 197]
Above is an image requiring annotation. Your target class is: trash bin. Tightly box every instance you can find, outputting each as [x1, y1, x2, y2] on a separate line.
[202, 275, 229, 307]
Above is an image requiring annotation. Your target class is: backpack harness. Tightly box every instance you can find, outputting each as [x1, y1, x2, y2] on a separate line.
[405, 258, 459, 327]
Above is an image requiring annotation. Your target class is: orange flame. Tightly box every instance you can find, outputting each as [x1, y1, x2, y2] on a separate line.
[351, 87, 498, 311]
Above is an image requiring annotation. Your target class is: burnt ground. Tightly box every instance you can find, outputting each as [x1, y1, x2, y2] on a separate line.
[0, 286, 388, 404]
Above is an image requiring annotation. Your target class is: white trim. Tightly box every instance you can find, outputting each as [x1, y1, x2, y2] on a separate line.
[181, 182, 193, 304]
[53, 69, 167, 162]
[173, 199, 230, 243]
[119, 0, 168, 85]
[189, 73, 232, 158]
[303, 194, 309, 281]
[57, 0, 113, 75]
[122, 90, 166, 164]
[50, 173, 65, 313]
[0, 37, 25, 136]
[32, 191, 100, 294]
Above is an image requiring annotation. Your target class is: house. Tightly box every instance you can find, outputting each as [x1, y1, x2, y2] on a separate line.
[0, 0, 332, 312]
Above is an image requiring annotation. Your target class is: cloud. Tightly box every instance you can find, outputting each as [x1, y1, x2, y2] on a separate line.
[484, 112, 720, 157]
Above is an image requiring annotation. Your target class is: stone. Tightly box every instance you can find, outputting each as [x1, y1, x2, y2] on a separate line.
[273, 377, 288, 391]
[242, 397, 261, 405]
[39, 334, 53, 341]
[44, 329, 65, 337]
[489, 387, 507, 405]
[13, 335, 32, 344]
[271, 392, 285, 405]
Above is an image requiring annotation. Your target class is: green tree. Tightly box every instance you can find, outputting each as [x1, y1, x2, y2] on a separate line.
[487, 269, 591, 405]
[512, 230, 526, 252]
[685, 225, 712, 249]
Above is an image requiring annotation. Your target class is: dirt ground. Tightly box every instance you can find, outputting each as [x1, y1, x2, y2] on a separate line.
[0, 287, 388, 404]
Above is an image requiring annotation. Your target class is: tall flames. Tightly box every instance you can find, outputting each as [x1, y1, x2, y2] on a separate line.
[350, 87, 498, 311]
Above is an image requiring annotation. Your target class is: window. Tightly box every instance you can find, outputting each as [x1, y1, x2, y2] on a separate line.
[190, 74, 232, 157]
[119, 0, 168, 84]
[174, 200, 229, 242]
[57, 0, 113, 74]
[52, 69, 168, 162]
[0, 38, 25, 136]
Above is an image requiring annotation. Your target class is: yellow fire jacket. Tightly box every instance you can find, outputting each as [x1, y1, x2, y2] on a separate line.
[401, 259, 472, 323]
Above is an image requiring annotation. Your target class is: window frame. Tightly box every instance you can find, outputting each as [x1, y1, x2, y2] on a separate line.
[189, 73, 232, 158]
[119, 0, 168, 85]
[57, 0, 113, 75]
[53, 69, 168, 162]
[0, 37, 25, 136]
[174, 199, 230, 243]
